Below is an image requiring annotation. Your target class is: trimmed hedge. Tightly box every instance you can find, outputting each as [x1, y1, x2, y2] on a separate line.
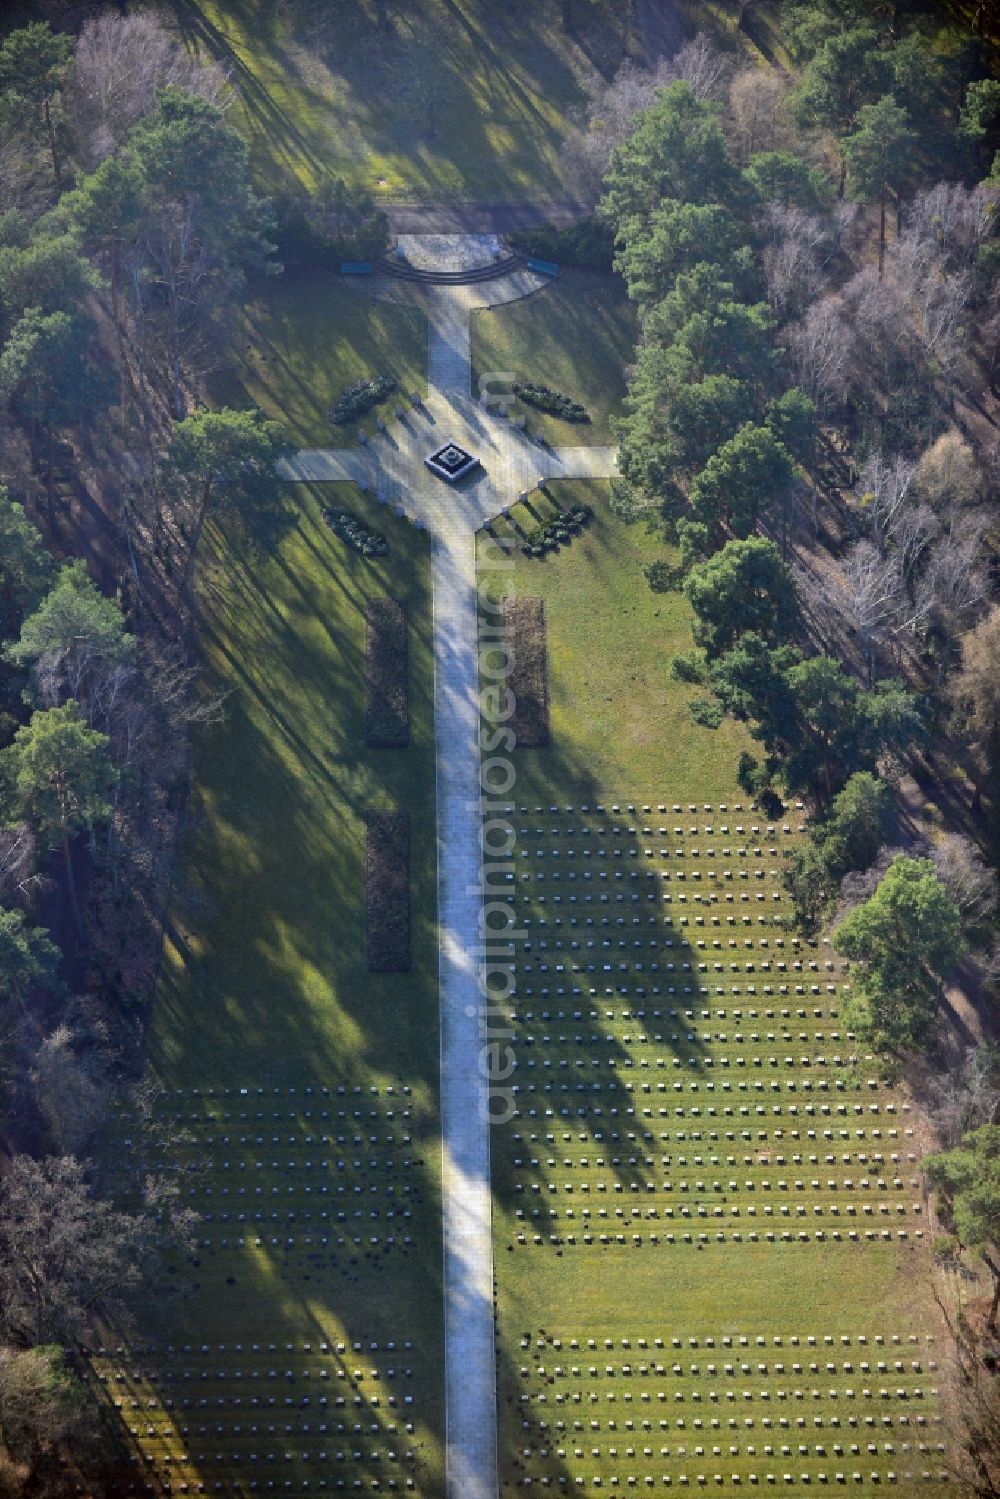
[366, 598, 409, 748]
[520, 501, 592, 558]
[514, 380, 590, 423]
[509, 217, 614, 270]
[505, 596, 548, 748]
[329, 375, 397, 425]
[323, 507, 388, 557]
[366, 809, 410, 972]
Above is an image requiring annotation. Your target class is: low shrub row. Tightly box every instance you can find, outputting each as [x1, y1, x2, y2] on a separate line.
[323, 507, 388, 557]
[514, 380, 590, 423]
[366, 809, 410, 973]
[520, 502, 592, 557]
[366, 598, 409, 748]
[509, 217, 614, 270]
[329, 375, 397, 425]
[504, 596, 548, 748]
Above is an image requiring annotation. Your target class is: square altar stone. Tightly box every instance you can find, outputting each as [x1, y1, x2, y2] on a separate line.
[425, 441, 479, 482]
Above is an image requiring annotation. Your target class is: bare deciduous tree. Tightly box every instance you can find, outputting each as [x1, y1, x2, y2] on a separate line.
[31, 1022, 112, 1156]
[916, 430, 985, 511]
[854, 450, 918, 552]
[659, 32, 733, 103]
[0, 1155, 153, 1347]
[787, 296, 852, 411]
[841, 267, 916, 394]
[837, 539, 903, 683]
[910, 514, 990, 640]
[760, 203, 831, 320]
[69, 11, 231, 167]
[728, 67, 789, 163]
[913, 268, 972, 375]
[931, 1282, 1000, 1498]
[950, 606, 1000, 811]
[930, 835, 998, 935]
[0, 825, 42, 907]
[561, 60, 665, 200]
[903, 181, 997, 273]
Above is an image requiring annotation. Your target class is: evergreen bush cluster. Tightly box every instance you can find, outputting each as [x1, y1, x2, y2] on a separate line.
[271, 184, 389, 268]
[323, 507, 388, 557]
[520, 502, 592, 557]
[510, 217, 615, 269]
[329, 375, 397, 426]
[513, 381, 589, 423]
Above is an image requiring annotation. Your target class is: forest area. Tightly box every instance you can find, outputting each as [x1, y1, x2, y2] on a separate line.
[576, 6, 1000, 1488]
[0, 0, 995, 1491]
[0, 5, 301, 1490]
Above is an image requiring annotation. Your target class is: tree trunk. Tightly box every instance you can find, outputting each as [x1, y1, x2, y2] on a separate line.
[43, 96, 62, 191]
[62, 833, 84, 943]
[179, 487, 212, 603]
[837, 153, 846, 200]
[878, 182, 886, 281]
[989, 1270, 1000, 1331]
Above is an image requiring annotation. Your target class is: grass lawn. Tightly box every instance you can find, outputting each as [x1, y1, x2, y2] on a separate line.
[471, 271, 636, 445]
[479, 479, 756, 802]
[479, 483, 949, 1497]
[208, 270, 428, 447]
[128, 484, 445, 1494]
[169, 0, 627, 199]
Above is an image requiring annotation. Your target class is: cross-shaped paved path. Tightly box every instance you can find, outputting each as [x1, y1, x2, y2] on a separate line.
[280, 265, 616, 1499]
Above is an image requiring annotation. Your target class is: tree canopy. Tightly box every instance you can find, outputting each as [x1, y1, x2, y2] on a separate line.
[684, 537, 799, 660]
[925, 1125, 1000, 1325]
[689, 422, 797, 539]
[833, 855, 963, 1051]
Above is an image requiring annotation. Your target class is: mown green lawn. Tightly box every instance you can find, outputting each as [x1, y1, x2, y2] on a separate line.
[471, 271, 636, 445]
[479, 479, 756, 801]
[209, 270, 428, 447]
[480, 480, 948, 1497]
[171, 0, 625, 198]
[144, 483, 445, 1491]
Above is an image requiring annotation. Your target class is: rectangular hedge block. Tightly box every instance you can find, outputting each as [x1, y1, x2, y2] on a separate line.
[366, 809, 410, 972]
[505, 595, 549, 748]
[366, 598, 410, 747]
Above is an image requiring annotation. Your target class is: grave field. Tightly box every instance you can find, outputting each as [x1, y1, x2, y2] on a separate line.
[482, 487, 949, 1497]
[99, 484, 445, 1494]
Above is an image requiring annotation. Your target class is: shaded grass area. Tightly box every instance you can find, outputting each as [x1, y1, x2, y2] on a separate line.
[480, 480, 756, 802]
[208, 271, 427, 447]
[168, 0, 625, 199]
[132, 483, 444, 1493]
[154, 484, 436, 1085]
[471, 271, 636, 445]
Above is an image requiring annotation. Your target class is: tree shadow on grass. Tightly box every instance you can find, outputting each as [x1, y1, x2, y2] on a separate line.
[97, 482, 448, 1493]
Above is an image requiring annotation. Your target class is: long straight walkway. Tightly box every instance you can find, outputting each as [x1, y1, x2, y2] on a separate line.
[426, 282, 499, 1499]
[432, 527, 497, 1499]
[280, 261, 619, 1499]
